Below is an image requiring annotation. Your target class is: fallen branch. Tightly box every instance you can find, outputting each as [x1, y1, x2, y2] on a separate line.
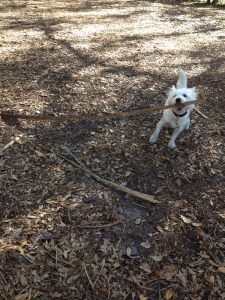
[35, 143, 158, 204]
[1, 99, 205, 125]
[193, 107, 208, 119]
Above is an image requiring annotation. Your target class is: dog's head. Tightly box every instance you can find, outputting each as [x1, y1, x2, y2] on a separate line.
[166, 69, 197, 112]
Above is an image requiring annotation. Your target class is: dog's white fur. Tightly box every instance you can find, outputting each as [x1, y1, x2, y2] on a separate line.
[149, 69, 197, 148]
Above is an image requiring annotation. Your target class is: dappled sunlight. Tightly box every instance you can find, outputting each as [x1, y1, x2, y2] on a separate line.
[0, 0, 225, 299]
[1, 0, 225, 71]
[0, 29, 44, 57]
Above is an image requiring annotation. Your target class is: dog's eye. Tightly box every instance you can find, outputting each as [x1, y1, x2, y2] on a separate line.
[183, 94, 187, 97]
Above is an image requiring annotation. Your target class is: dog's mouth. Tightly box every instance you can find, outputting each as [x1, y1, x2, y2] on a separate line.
[176, 103, 185, 111]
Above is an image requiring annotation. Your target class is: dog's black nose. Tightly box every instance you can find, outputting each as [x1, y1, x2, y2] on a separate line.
[176, 98, 181, 103]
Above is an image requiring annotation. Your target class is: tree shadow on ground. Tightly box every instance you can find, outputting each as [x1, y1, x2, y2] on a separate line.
[0, 3, 27, 12]
[1, 1, 225, 298]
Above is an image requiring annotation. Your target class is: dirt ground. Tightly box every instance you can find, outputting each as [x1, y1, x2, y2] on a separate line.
[0, 0, 225, 299]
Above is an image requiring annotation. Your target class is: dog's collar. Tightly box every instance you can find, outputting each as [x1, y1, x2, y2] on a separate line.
[172, 110, 187, 117]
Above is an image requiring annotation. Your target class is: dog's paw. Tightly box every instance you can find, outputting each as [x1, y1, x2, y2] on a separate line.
[149, 134, 158, 144]
[168, 141, 176, 148]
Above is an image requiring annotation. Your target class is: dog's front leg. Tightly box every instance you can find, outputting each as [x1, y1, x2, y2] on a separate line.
[149, 119, 165, 143]
[168, 126, 183, 148]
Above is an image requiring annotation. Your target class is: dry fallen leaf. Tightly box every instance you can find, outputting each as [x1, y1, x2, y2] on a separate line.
[217, 210, 225, 219]
[125, 171, 131, 177]
[218, 266, 225, 274]
[160, 265, 178, 280]
[139, 294, 148, 300]
[180, 215, 192, 224]
[20, 275, 28, 286]
[176, 270, 187, 287]
[135, 218, 141, 225]
[157, 225, 165, 234]
[192, 223, 202, 227]
[205, 274, 215, 284]
[139, 263, 152, 273]
[51, 292, 63, 298]
[14, 293, 29, 300]
[151, 255, 163, 262]
[140, 242, 150, 249]
[165, 288, 174, 300]
[126, 247, 132, 257]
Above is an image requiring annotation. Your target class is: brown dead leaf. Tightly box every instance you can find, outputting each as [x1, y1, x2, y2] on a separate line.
[180, 215, 192, 224]
[126, 247, 132, 257]
[140, 242, 150, 249]
[51, 292, 63, 298]
[160, 265, 178, 280]
[34, 149, 45, 157]
[192, 223, 202, 227]
[218, 266, 225, 273]
[217, 210, 225, 219]
[157, 225, 165, 234]
[125, 171, 131, 177]
[176, 270, 187, 287]
[205, 274, 215, 284]
[135, 218, 141, 225]
[139, 263, 152, 273]
[151, 255, 163, 262]
[20, 275, 28, 286]
[14, 293, 29, 300]
[165, 288, 174, 300]
[139, 295, 148, 300]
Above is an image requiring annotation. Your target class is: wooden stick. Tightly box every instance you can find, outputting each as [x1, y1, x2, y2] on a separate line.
[36, 144, 158, 204]
[193, 106, 208, 119]
[57, 148, 158, 204]
[0, 99, 205, 124]
[76, 221, 121, 229]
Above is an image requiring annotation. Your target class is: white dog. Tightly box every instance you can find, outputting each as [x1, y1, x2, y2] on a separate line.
[149, 69, 197, 148]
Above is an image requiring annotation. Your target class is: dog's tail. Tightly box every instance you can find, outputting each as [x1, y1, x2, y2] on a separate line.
[177, 68, 187, 88]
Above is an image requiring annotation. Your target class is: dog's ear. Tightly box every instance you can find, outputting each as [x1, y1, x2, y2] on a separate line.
[177, 68, 187, 88]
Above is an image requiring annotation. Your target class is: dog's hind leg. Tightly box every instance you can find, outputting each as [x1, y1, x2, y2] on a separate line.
[168, 126, 183, 148]
[149, 119, 165, 144]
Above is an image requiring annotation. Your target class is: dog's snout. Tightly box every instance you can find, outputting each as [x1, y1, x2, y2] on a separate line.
[176, 98, 182, 103]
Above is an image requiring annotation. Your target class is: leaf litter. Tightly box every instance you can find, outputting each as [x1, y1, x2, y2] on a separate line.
[0, 0, 225, 299]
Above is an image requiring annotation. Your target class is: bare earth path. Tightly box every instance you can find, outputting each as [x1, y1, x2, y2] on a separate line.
[0, 1, 225, 299]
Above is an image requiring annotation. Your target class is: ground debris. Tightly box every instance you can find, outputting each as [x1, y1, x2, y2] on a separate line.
[0, 0, 225, 299]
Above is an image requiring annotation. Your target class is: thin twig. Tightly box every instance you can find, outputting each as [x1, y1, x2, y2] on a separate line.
[193, 106, 208, 119]
[0, 271, 7, 286]
[93, 259, 106, 288]
[83, 262, 95, 290]
[76, 221, 121, 229]
[208, 127, 225, 133]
